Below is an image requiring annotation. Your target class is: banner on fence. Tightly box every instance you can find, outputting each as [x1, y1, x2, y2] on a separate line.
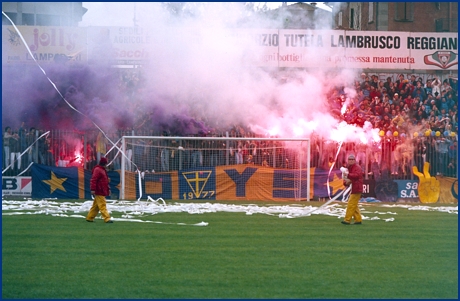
[19, 164, 457, 204]
[31, 165, 89, 199]
[2, 176, 32, 196]
[438, 177, 458, 204]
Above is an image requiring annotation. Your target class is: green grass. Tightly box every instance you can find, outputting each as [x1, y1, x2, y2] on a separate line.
[2, 201, 458, 299]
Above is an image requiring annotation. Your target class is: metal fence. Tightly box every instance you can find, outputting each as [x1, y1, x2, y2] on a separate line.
[4, 129, 457, 180]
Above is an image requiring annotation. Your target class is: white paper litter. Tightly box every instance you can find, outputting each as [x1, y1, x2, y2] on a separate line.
[2, 197, 458, 226]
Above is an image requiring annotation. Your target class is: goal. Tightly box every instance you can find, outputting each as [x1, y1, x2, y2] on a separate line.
[119, 136, 310, 201]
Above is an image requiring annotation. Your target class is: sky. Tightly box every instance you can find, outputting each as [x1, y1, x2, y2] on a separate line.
[79, 2, 333, 27]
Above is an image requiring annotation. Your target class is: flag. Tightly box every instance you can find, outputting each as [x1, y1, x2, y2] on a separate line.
[179, 167, 216, 200]
[312, 167, 346, 199]
[31, 164, 90, 199]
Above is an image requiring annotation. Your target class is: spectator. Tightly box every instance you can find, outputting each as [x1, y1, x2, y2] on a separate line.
[3, 126, 12, 169]
[391, 139, 402, 175]
[432, 77, 442, 97]
[360, 75, 371, 90]
[412, 87, 425, 103]
[27, 127, 38, 165]
[369, 85, 381, 100]
[95, 131, 108, 164]
[161, 131, 171, 171]
[42, 136, 55, 166]
[395, 74, 406, 91]
[445, 93, 455, 109]
[362, 83, 371, 98]
[447, 158, 457, 177]
[9, 129, 21, 171]
[435, 136, 451, 176]
[424, 136, 437, 175]
[391, 92, 401, 107]
[413, 138, 425, 173]
[370, 74, 379, 89]
[441, 79, 452, 94]
[424, 79, 433, 95]
[404, 94, 415, 107]
[447, 140, 457, 177]
[383, 77, 393, 91]
[18, 123, 29, 171]
[410, 74, 417, 86]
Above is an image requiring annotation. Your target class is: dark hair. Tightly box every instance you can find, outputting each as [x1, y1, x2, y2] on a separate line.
[99, 157, 108, 166]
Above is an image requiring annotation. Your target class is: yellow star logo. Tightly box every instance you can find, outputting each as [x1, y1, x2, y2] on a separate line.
[325, 172, 344, 195]
[42, 171, 67, 194]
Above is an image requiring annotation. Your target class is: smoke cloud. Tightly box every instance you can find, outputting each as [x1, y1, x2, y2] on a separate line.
[2, 3, 375, 143]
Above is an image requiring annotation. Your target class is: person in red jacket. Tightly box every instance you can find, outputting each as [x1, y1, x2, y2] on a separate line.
[86, 157, 113, 223]
[341, 154, 364, 225]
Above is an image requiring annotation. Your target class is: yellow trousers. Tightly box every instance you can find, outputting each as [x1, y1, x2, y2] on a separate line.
[344, 193, 362, 223]
[86, 195, 111, 222]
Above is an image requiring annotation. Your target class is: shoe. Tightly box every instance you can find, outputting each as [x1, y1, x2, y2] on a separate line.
[341, 221, 350, 225]
[105, 220, 114, 223]
[86, 219, 94, 222]
[354, 222, 362, 225]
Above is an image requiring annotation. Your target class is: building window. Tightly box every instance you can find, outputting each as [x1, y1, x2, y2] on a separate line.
[368, 2, 374, 23]
[22, 13, 35, 26]
[2, 12, 16, 25]
[394, 2, 414, 22]
[338, 11, 343, 27]
[36, 14, 61, 26]
[350, 8, 354, 28]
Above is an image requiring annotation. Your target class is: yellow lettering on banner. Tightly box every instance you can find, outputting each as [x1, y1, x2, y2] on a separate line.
[216, 165, 273, 201]
[412, 162, 440, 203]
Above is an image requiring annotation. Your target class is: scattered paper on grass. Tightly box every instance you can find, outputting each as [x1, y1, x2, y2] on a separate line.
[2, 198, 458, 226]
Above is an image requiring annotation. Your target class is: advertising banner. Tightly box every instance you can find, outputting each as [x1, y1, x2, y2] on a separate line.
[86, 26, 152, 66]
[2, 25, 87, 65]
[2, 26, 457, 70]
[264, 29, 458, 70]
[2, 176, 32, 196]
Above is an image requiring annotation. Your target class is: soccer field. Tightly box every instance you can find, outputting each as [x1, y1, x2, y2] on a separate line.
[2, 199, 458, 299]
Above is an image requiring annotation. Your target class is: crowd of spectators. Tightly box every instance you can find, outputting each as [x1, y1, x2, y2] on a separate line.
[3, 70, 458, 179]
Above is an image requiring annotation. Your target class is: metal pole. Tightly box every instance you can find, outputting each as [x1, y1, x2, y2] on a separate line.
[121, 136, 126, 200]
[307, 139, 311, 201]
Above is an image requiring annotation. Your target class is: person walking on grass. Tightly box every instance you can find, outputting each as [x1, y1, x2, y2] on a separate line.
[86, 157, 113, 223]
[341, 154, 363, 225]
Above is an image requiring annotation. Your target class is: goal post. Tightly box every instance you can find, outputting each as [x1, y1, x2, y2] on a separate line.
[120, 136, 310, 201]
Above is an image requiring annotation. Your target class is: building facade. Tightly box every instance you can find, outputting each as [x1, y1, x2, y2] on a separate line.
[262, 2, 333, 29]
[2, 2, 87, 27]
[332, 2, 458, 32]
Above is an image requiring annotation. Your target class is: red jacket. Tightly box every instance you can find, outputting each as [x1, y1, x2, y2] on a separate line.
[346, 163, 364, 194]
[90, 165, 110, 196]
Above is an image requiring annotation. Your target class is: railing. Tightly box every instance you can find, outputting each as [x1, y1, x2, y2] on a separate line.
[4, 129, 457, 180]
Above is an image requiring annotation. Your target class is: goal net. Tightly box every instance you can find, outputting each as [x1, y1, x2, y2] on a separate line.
[119, 136, 310, 202]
